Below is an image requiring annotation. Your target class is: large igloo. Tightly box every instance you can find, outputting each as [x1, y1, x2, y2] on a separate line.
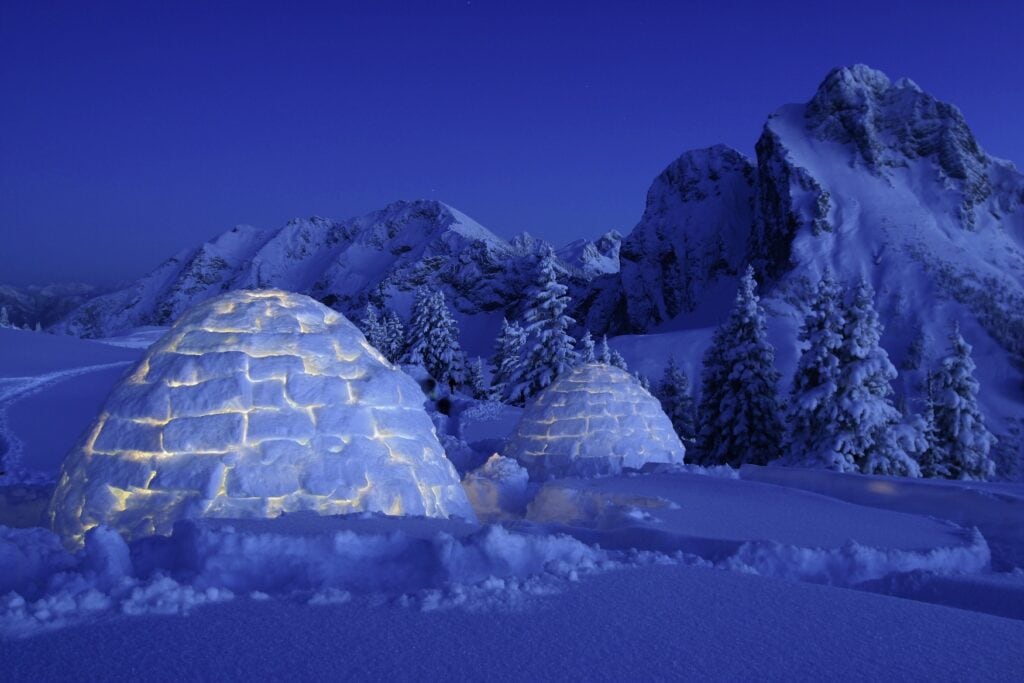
[49, 290, 474, 547]
[504, 363, 685, 480]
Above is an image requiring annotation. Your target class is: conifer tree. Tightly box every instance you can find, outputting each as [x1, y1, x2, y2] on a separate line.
[513, 248, 577, 402]
[834, 280, 919, 477]
[578, 330, 596, 364]
[598, 335, 612, 364]
[783, 270, 849, 469]
[0, 307, 10, 328]
[657, 357, 696, 443]
[466, 357, 489, 400]
[359, 303, 387, 354]
[491, 318, 527, 402]
[695, 266, 782, 467]
[381, 309, 405, 363]
[404, 287, 466, 388]
[634, 372, 651, 392]
[929, 324, 996, 480]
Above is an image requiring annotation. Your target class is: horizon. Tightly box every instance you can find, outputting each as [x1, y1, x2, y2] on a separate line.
[2, 0, 1023, 287]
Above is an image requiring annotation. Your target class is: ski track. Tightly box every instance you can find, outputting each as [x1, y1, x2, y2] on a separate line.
[0, 362, 132, 479]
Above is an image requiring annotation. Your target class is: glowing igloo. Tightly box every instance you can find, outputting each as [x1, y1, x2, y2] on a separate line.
[504, 363, 685, 480]
[49, 290, 474, 547]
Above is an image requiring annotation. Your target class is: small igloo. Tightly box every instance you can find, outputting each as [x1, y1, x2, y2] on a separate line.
[504, 363, 685, 480]
[49, 290, 474, 548]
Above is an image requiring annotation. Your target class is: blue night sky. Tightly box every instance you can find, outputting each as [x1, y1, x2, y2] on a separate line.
[2, 0, 1022, 286]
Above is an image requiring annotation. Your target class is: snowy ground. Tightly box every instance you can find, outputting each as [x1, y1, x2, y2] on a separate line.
[2, 329, 1024, 681]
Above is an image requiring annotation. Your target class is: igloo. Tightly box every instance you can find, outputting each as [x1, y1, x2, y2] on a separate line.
[504, 363, 685, 480]
[49, 290, 474, 548]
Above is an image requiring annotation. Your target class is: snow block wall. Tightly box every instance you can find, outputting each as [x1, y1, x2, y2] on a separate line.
[49, 290, 474, 548]
[504, 364, 685, 480]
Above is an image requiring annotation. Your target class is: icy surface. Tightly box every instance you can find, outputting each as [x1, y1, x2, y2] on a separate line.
[48, 290, 474, 548]
[503, 364, 685, 479]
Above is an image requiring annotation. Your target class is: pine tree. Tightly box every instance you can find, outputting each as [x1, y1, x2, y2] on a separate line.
[657, 357, 696, 443]
[381, 309, 405, 363]
[598, 335, 612, 364]
[834, 280, 919, 477]
[404, 287, 466, 388]
[466, 357, 489, 400]
[609, 348, 629, 371]
[490, 318, 526, 401]
[783, 270, 849, 470]
[695, 266, 782, 467]
[910, 383, 947, 478]
[513, 248, 577, 402]
[578, 330, 596, 364]
[359, 303, 387, 354]
[634, 372, 651, 392]
[929, 324, 996, 480]
[0, 307, 10, 328]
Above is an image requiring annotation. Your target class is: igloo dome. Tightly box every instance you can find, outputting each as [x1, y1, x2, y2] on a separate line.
[504, 363, 685, 480]
[49, 290, 474, 548]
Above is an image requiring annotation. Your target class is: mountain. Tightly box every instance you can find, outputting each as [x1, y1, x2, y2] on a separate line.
[584, 64, 1024, 470]
[52, 201, 588, 347]
[0, 283, 105, 329]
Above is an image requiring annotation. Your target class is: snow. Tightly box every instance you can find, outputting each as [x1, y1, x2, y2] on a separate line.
[49, 290, 474, 548]
[504, 364, 685, 479]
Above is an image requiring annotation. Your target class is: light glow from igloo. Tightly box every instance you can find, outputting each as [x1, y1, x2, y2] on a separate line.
[49, 290, 474, 548]
[504, 363, 686, 480]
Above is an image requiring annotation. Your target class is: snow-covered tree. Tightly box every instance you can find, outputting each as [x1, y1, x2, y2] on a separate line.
[598, 335, 612, 364]
[491, 318, 527, 402]
[513, 248, 577, 402]
[634, 372, 651, 392]
[657, 357, 696, 443]
[404, 287, 466, 388]
[0, 307, 10, 328]
[466, 357, 489, 400]
[834, 280, 919, 477]
[381, 309, 405, 363]
[578, 330, 596, 364]
[783, 270, 849, 469]
[914, 375, 947, 478]
[609, 348, 628, 371]
[359, 303, 387, 353]
[928, 324, 996, 480]
[695, 266, 782, 467]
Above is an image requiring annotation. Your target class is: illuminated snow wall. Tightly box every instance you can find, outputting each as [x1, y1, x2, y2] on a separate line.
[504, 364, 686, 480]
[49, 290, 474, 548]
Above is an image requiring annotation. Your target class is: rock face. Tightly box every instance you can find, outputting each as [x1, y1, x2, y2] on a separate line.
[578, 145, 756, 333]
[503, 364, 685, 480]
[49, 290, 474, 548]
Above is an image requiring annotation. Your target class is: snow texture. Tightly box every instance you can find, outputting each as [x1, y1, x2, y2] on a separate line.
[48, 290, 474, 549]
[504, 363, 685, 480]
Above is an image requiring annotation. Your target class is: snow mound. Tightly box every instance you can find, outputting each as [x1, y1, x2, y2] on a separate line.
[462, 455, 532, 519]
[503, 364, 685, 480]
[48, 290, 474, 548]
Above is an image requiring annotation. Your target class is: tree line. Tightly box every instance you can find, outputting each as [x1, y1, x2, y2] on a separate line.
[357, 253, 997, 481]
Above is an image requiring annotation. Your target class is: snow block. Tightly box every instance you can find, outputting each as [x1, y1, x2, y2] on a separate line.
[48, 290, 475, 548]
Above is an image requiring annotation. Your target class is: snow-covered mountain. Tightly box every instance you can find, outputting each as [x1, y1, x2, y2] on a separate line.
[585, 64, 1024, 468]
[52, 201, 585, 340]
[0, 283, 105, 329]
